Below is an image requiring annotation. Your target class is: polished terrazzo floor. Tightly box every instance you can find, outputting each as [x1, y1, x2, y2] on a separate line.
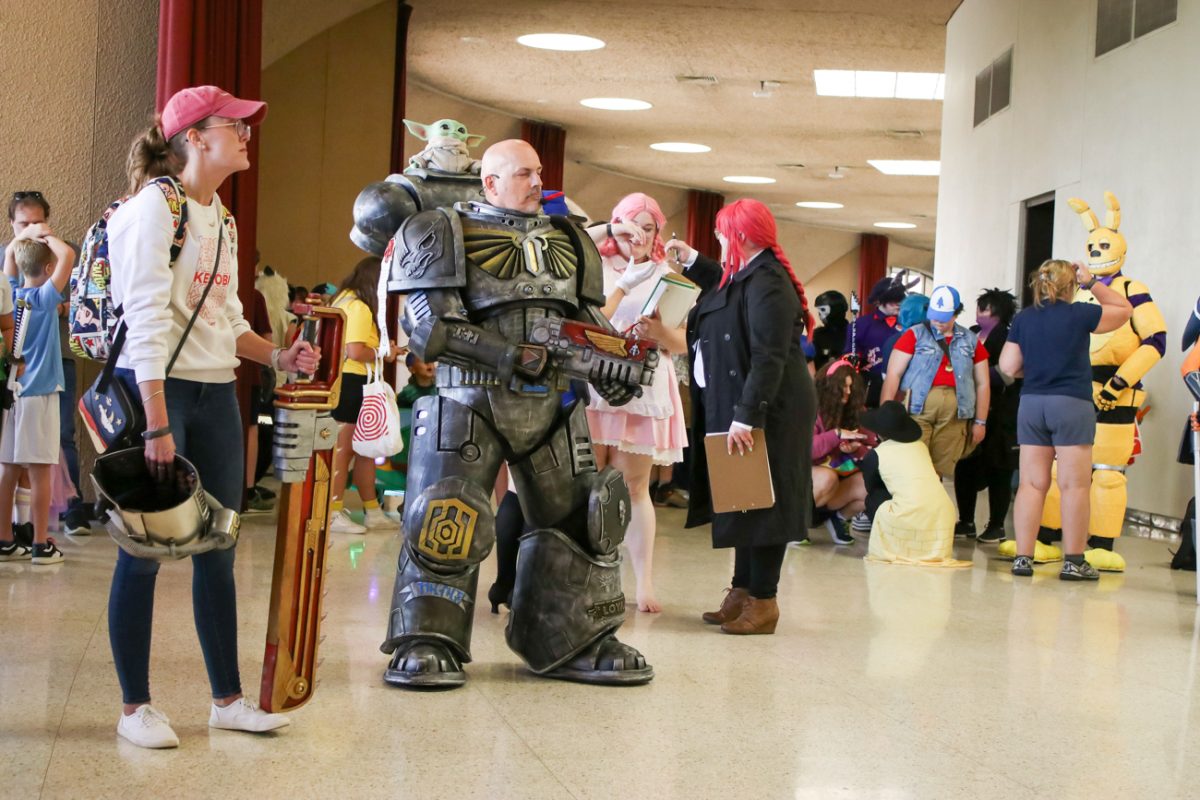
[4, 497, 1200, 800]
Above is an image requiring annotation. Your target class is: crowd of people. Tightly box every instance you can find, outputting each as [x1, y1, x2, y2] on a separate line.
[0, 82, 1168, 749]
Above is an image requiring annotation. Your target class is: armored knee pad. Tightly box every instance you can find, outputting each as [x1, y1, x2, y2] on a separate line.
[588, 466, 631, 557]
[381, 478, 495, 659]
[505, 529, 626, 674]
[1089, 467, 1127, 539]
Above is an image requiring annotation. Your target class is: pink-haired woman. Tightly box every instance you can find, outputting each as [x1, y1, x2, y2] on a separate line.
[667, 199, 817, 635]
[583, 193, 688, 613]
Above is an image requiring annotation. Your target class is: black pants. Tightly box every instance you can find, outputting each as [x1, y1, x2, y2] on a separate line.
[490, 490, 527, 604]
[731, 544, 787, 599]
[953, 454, 1012, 527]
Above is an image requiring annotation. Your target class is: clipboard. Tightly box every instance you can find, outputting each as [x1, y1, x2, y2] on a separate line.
[703, 428, 775, 513]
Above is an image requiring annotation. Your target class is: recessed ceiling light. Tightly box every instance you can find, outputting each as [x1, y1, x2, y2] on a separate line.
[723, 175, 776, 184]
[874, 221, 917, 229]
[650, 142, 711, 153]
[868, 159, 940, 176]
[517, 33, 605, 51]
[796, 201, 844, 209]
[460, 36, 485, 43]
[580, 97, 652, 111]
[814, 69, 945, 100]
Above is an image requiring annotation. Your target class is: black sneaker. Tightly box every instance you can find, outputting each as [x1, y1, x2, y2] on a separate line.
[12, 521, 33, 548]
[976, 523, 1005, 544]
[31, 539, 64, 565]
[954, 521, 976, 539]
[64, 505, 92, 536]
[826, 517, 855, 545]
[1060, 559, 1100, 581]
[0, 539, 31, 561]
[1011, 555, 1034, 577]
[245, 486, 274, 512]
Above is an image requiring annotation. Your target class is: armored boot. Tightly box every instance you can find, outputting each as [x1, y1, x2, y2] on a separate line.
[505, 467, 653, 686]
[381, 477, 496, 689]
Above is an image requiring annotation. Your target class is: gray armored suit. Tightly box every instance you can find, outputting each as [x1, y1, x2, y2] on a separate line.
[352, 174, 655, 688]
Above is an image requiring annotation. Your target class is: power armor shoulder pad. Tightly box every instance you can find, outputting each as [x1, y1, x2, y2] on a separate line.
[384, 207, 466, 293]
[548, 215, 604, 306]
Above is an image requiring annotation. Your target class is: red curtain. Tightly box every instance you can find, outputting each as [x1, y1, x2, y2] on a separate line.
[383, 2, 413, 385]
[520, 120, 566, 190]
[388, 2, 413, 174]
[157, 0, 263, 433]
[857, 233, 889, 309]
[686, 190, 724, 260]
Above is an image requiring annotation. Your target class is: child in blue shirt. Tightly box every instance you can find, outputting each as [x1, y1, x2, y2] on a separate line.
[0, 225, 75, 563]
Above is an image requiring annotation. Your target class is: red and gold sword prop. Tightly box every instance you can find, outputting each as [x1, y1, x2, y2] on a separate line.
[260, 299, 346, 713]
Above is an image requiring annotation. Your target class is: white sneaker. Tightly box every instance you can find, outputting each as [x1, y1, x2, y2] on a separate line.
[328, 510, 366, 534]
[363, 508, 393, 529]
[117, 704, 179, 749]
[209, 697, 290, 733]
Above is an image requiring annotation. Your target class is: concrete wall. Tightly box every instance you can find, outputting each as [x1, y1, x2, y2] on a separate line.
[0, 0, 158, 242]
[937, 0, 1194, 515]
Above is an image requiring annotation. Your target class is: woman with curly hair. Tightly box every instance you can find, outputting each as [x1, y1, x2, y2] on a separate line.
[810, 358, 876, 544]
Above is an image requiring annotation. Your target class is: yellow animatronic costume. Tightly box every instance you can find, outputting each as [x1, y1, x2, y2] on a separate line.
[1003, 192, 1166, 572]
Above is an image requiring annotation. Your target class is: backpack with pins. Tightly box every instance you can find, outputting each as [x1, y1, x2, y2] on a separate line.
[73, 177, 235, 451]
[68, 177, 190, 361]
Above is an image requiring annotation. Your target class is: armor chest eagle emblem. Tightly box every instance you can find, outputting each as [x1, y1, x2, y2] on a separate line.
[463, 225, 577, 280]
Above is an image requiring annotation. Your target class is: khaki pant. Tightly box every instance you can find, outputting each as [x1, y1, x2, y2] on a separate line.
[913, 386, 976, 478]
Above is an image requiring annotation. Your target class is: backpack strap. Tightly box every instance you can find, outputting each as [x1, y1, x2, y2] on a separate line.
[149, 176, 189, 265]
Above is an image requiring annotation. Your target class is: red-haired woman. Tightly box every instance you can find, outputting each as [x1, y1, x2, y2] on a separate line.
[667, 199, 816, 635]
[583, 193, 688, 612]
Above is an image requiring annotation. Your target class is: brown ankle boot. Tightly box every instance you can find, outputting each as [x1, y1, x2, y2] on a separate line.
[701, 587, 749, 625]
[720, 596, 779, 635]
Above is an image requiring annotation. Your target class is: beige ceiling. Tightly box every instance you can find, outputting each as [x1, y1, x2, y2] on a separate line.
[267, 0, 960, 250]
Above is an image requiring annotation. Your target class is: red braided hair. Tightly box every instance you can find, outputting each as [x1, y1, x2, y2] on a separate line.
[715, 198, 815, 335]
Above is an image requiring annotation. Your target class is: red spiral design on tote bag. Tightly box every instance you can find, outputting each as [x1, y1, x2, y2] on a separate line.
[354, 392, 390, 443]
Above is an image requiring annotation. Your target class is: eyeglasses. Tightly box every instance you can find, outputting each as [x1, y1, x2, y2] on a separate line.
[203, 120, 252, 141]
[12, 191, 44, 201]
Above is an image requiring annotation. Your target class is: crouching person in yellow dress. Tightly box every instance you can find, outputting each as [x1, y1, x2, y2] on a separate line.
[859, 401, 971, 568]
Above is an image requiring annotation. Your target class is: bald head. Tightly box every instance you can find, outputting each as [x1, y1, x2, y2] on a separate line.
[481, 139, 543, 213]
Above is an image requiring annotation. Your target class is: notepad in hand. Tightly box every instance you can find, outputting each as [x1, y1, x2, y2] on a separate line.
[640, 273, 701, 329]
[703, 429, 775, 513]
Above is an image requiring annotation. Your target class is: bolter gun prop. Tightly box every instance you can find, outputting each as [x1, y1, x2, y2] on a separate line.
[260, 299, 346, 713]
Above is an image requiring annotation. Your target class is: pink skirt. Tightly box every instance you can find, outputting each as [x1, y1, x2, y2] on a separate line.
[586, 378, 687, 466]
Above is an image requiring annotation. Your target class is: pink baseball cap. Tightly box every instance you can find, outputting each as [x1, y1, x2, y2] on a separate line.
[160, 85, 268, 140]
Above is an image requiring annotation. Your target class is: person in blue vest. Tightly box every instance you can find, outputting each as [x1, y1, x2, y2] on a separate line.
[880, 285, 990, 479]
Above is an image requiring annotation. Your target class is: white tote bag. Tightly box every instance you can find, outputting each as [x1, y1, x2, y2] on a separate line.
[352, 354, 404, 459]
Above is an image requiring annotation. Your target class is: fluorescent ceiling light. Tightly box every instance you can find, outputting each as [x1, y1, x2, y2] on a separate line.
[517, 33, 605, 51]
[815, 70, 944, 100]
[796, 201, 843, 209]
[650, 142, 711, 153]
[874, 221, 917, 229]
[813, 69, 855, 97]
[723, 175, 776, 184]
[868, 159, 941, 176]
[895, 72, 940, 100]
[580, 97, 652, 111]
[855, 71, 897, 98]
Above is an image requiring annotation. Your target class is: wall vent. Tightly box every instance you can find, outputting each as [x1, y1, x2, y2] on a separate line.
[675, 75, 719, 85]
[1096, 0, 1177, 57]
[974, 47, 1013, 128]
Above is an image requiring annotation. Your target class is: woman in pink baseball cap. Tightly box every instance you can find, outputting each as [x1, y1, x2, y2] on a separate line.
[104, 86, 318, 749]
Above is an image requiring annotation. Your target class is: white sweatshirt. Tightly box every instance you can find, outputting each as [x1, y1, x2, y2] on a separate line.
[108, 184, 251, 383]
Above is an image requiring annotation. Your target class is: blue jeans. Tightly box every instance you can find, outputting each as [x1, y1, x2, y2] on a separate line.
[59, 357, 80, 497]
[107, 371, 244, 704]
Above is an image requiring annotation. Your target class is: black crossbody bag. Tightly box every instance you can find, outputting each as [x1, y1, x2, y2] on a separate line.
[80, 223, 225, 453]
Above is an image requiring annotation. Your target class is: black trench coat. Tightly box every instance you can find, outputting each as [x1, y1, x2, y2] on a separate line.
[683, 250, 816, 547]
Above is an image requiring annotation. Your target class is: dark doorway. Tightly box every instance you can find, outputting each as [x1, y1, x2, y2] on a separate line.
[1020, 194, 1055, 308]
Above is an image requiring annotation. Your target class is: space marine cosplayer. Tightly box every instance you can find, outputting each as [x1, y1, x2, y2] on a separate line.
[353, 139, 658, 688]
[1002, 192, 1166, 572]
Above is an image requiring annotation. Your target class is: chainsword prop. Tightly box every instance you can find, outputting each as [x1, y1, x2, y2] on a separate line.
[260, 300, 346, 712]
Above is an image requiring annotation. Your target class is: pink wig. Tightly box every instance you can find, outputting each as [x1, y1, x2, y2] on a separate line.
[598, 192, 668, 263]
[715, 198, 815, 335]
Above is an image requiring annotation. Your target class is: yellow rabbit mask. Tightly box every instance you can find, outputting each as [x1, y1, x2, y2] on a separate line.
[1066, 191, 1126, 276]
